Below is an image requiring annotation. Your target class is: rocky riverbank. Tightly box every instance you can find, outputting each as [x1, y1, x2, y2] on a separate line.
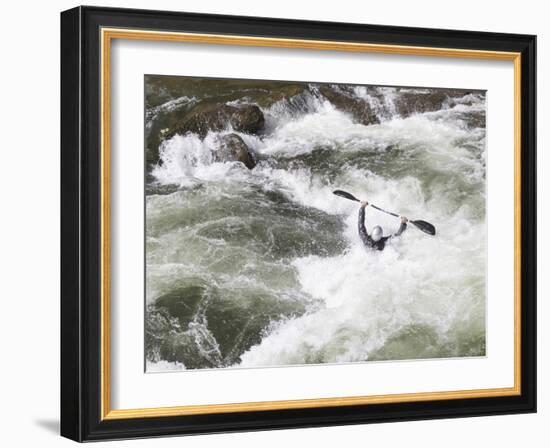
[145, 77, 484, 174]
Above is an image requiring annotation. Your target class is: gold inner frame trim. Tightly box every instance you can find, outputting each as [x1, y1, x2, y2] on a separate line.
[100, 27, 522, 420]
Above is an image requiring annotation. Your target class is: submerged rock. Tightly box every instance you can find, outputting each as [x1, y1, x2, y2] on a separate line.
[214, 133, 257, 169]
[319, 85, 380, 125]
[460, 110, 486, 129]
[165, 102, 265, 139]
[146, 102, 197, 168]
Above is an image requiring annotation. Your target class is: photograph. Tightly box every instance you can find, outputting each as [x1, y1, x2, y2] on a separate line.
[144, 75, 487, 372]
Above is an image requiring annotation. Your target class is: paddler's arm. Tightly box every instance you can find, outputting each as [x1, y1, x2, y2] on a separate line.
[358, 201, 371, 245]
[393, 216, 408, 237]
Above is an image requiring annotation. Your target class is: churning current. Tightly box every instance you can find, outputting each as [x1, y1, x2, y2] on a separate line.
[144, 77, 487, 372]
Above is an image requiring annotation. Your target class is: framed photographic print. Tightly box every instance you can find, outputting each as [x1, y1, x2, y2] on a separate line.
[60, 6, 536, 442]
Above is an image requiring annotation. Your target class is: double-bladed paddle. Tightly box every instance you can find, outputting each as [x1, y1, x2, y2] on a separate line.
[333, 189, 436, 236]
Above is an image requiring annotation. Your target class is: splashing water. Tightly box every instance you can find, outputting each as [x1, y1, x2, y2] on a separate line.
[145, 81, 486, 371]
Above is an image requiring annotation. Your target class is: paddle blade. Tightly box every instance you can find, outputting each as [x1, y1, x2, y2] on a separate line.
[411, 220, 436, 236]
[333, 190, 360, 202]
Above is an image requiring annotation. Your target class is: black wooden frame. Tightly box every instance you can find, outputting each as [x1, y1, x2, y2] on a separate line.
[61, 5, 536, 442]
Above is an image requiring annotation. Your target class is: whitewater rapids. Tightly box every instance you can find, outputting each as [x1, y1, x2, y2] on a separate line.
[145, 81, 486, 371]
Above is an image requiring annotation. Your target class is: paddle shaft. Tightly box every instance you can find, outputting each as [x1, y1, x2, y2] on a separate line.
[332, 189, 436, 236]
[332, 190, 400, 218]
[369, 204, 400, 219]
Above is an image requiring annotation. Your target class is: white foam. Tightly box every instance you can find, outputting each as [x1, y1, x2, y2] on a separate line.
[151, 132, 254, 187]
[146, 95, 197, 125]
[146, 359, 186, 372]
[239, 210, 486, 366]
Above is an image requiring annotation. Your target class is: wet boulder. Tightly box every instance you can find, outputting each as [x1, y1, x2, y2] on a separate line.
[165, 102, 265, 139]
[228, 104, 265, 134]
[319, 85, 380, 125]
[253, 84, 310, 108]
[395, 89, 474, 117]
[214, 133, 257, 169]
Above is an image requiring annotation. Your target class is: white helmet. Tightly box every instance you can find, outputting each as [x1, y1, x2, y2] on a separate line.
[371, 226, 383, 242]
